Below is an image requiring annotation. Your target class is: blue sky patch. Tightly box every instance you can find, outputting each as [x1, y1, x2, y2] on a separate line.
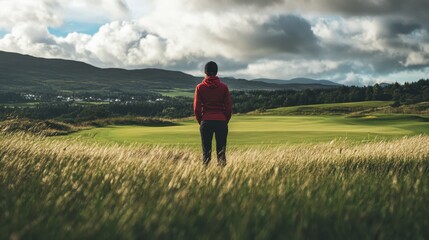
[49, 21, 103, 37]
[0, 30, 7, 38]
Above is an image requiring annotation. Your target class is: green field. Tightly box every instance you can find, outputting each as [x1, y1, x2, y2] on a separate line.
[3, 101, 429, 239]
[0, 102, 41, 108]
[158, 89, 194, 98]
[2, 133, 429, 239]
[259, 101, 393, 115]
[66, 113, 429, 147]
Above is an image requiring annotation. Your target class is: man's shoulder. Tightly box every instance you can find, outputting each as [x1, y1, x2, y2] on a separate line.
[218, 79, 229, 89]
[196, 82, 205, 89]
[220, 82, 230, 91]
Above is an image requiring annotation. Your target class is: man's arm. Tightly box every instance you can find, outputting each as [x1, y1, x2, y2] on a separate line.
[193, 86, 202, 124]
[224, 86, 232, 123]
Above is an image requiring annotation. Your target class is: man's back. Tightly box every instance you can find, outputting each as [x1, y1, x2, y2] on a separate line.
[194, 76, 232, 124]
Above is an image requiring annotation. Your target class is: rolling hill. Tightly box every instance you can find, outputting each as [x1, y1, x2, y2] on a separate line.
[0, 51, 340, 94]
[252, 77, 340, 86]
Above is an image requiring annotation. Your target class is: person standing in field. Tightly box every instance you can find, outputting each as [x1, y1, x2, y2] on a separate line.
[194, 61, 232, 166]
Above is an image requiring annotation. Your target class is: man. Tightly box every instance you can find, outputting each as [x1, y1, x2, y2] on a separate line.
[193, 61, 232, 166]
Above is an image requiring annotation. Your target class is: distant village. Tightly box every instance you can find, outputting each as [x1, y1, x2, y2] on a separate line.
[22, 93, 165, 104]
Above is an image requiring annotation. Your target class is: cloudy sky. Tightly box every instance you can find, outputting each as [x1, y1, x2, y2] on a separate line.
[0, 0, 428, 85]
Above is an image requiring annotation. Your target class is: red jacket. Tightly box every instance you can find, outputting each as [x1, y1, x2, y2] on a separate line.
[193, 76, 232, 124]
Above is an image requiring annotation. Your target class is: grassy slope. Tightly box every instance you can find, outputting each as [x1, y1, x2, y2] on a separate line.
[258, 101, 394, 115]
[158, 89, 195, 98]
[64, 101, 429, 147]
[2, 134, 429, 239]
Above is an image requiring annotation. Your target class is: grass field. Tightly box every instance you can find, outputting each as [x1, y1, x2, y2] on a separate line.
[65, 113, 429, 147]
[259, 101, 393, 115]
[3, 101, 429, 239]
[1, 133, 429, 239]
[0, 102, 41, 108]
[158, 89, 194, 98]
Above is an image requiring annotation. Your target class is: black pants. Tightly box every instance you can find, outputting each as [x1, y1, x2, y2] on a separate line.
[200, 120, 228, 166]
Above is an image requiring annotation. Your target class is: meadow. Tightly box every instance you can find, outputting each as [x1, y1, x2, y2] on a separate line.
[158, 89, 195, 98]
[1, 133, 429, 239]
[2, 101, 429, 239]
[65, 101, 429, 147]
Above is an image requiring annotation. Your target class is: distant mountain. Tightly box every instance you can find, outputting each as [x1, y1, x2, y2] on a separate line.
[0, 51, 340, 94]
[252, 78, 341, 86]
[378, 82, 393, 88]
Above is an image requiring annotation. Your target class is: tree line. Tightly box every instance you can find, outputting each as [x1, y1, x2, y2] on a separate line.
[0, 79, 428, 122]
[232, 79, 429, 113]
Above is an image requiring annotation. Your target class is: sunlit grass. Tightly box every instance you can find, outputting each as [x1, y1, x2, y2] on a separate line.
[1, 133, 429, 239]
[258, 101, 394, 115]
[62, 114, 429, 147]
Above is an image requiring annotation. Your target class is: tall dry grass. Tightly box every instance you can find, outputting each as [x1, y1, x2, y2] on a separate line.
[1, 133, 429, 239]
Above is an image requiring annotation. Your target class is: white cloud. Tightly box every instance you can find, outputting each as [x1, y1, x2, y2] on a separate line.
[404, 52, 429, 66]
[0, 0, 132, 31]
[0, 24, 57, 56]
[312, 17, 384, 52]
[0, 0, 428, 85]
[0, 0, 63, 30]
[339, 72, 377, 86]
[86, 21, 169, 67]
[233, 59, 340, 79]
[62, 0, 131, 22]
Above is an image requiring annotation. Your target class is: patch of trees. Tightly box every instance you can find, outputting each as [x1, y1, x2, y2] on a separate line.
[0, 92, 27, 103]
[0, 97, 193, 123]
[232, 79, 429, 113]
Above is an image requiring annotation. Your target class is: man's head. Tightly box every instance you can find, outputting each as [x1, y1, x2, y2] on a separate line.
[204, 61, 218, 76]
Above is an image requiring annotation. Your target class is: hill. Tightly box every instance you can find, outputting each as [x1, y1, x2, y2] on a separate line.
[252, 77, 340, 86]
[0, 51, 339, 94]
[254, 101, 429, 116]
[255, 101, 394, 115]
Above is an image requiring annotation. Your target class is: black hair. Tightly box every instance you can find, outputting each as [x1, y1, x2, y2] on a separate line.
[204, 61, 218, 76]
